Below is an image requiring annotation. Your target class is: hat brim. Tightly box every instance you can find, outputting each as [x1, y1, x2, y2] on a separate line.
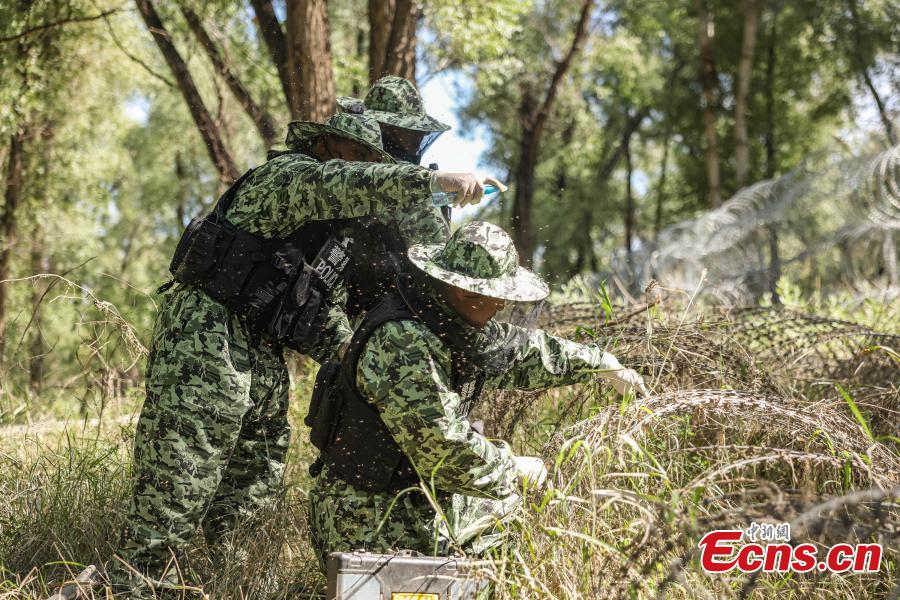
[285, 121, 395, 163]
[337, 96, 451, 133]
[407, 244, 550, 302]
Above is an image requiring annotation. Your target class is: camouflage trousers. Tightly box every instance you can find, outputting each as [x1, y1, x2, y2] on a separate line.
[308, 466, 521, 569]
[113, 286, 290, 596]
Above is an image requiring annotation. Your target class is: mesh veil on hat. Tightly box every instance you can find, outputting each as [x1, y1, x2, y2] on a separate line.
[284, 113, 395, 163]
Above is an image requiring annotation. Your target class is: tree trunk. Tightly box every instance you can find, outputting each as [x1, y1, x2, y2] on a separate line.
[29, 225, 48, 393]
[695, 0, 721, 208]
[354, 17, 366, 96]
[734, 0, 759, 189]
[764, 10, 777, 179]
[654, 126, 671, 241]
[882, 231, 898, 285]
[623, 123, 635, 276]
[250, 0, 291, 108]
[135, 0, 240, 183]
[368, 0, 417, 84]
[766, 223, 781, 304]
[286, 0, 336, 122]
[860, 68, 896, 146]
[180, 6, 279, 148]
[511, 0, 595, 265]
[763, 11, 781, 304]
[0, 128, 26, 364]
[368, 0, 394, 83]
[846, 0, 896, 146]
[512, 119, 538, 264]
[382, 0, 417, 83]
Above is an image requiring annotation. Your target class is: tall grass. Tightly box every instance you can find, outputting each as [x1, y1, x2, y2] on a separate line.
[0, 296, 897, 598]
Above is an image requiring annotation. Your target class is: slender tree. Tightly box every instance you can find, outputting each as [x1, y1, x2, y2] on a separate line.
[134, 0, 240, 183]
[623, 119, 636, 274]
[180, 5, 279, 148]
[0, 24, 32, 365]
[28, 222, 49, 392]
[368, 0, 418, 83]
[286, 0, 336, 121]
[845, 0, 896, 145]
[511, 0, 595, 264]
[368, 0, 393, 82]
[734, 0, 759, 189]
[654, 126, 671, 240]
[250, 0, 290, 108]
[0, 126, 27, 364]
[695, 0, 721, 207]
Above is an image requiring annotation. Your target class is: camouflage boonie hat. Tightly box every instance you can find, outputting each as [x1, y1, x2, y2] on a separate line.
[284, 114, 395, 163]
[337, 76, 451, 133]
[408, 221, 549, 302]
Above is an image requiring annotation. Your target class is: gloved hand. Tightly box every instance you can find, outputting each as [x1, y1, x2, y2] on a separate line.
[430, 171, 508, 207]
[597, 351, 649, 398]
[512, 455, 548, 488]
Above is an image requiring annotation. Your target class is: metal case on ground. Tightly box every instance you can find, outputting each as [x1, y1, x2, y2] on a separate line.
[326, 551, 490, 599]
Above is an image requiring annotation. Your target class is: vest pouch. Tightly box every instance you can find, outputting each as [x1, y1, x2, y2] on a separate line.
[170, 217, 228, 282]
[241, 247, 303, 324]
[203, 234, 265, 303]
[322, 374, 411, 493]
[267, 266, 312, 341]
[306, 361, 342, 451]
[288, 287, 325, 354]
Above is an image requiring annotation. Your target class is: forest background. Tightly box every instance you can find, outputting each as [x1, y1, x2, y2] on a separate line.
[0, 0, 898, 598]
[0, 0, 896, 403]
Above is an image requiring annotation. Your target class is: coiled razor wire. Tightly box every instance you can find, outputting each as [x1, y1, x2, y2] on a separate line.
[615, 144, 900, 303]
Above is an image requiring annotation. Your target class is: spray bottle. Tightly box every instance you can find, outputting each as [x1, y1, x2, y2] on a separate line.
[431, 185, 502, 208]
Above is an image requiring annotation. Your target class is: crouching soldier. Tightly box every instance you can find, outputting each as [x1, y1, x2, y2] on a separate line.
[109, 115, 499, 597]
[306, 221, 647, 566]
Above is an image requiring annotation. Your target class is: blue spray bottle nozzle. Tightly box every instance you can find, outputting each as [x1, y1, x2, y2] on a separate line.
[432, 185, 501, 207]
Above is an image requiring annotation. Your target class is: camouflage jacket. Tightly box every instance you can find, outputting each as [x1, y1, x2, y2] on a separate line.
[222, 152, 434, 360]
[308, 294, 608, 561]
[353, 304, 606, 499]
[226, 153, 431, 237]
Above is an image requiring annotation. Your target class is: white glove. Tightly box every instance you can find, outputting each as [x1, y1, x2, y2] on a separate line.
[430, 171, 508, 207]
[597, 351, 649, 398]
[512, 455, 548, 488]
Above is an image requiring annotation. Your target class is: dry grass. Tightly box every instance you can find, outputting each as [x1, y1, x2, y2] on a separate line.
[1, 295, 898, 598]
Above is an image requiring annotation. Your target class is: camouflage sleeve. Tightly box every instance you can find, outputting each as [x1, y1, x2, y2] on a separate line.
[486, 323, 606, 391]
[357, 320, 518, 499]
[304, 285, 352, 364]
[227, 154, 432, 237]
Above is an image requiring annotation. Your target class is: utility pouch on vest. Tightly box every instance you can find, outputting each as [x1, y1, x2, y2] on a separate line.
[306, 361, 342, 452]
[169, 216, 233, 283]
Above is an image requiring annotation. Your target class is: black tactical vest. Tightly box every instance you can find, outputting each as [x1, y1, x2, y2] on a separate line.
[305, 287, 488, 493]
[166, 169, 353, 354]
[338, 162, 448, 319]
[338, 217, 409, 318]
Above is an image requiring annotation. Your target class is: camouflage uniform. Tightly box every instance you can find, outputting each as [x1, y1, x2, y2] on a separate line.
[308, 223, 616, 566]
[114, 115, 435, 594]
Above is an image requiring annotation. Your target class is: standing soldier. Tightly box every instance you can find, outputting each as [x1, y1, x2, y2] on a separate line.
[110, 115, 501, 596]
[306, 221, 648, 566]
[333, 76, 493, 321]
